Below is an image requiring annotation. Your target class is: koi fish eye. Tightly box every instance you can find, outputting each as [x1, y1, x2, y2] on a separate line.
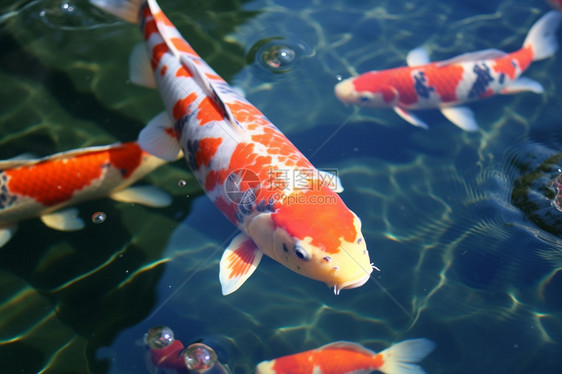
[359, 95, 371, 102]
[294, 245, 310, 261]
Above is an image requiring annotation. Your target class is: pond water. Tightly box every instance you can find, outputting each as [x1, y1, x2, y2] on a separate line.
[1, 0, 561, 373]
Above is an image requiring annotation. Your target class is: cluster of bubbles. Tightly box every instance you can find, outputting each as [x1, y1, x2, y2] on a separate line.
[144, 326, 222, 373]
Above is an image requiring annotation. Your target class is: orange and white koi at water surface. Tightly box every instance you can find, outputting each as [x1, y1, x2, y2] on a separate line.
[255, 338, 436, 374]
[0, 142, 172, 248]
[335, 11, 562, 131]
[90, 0, 375, 295]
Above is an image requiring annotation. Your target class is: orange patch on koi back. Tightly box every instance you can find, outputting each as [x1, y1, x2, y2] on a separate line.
[204, 169, 229, 191]
[195, 137, 222, 168]
[109, 142, 143, 178]
[152, 10, 174, 27]
[271, 187, 356, 253]
[372, 353, 384, 368]
[151, 43, 168, 70]
[205, 73, 223, 81]
[354, 70, 402, 103]
[493, 47, 533, 79]
[227, 142, 275, 192]
[170, 37, 197, 56]
[272, 353, 314, 373]
[173, 93, 197, 121]
[196, 96, 224, 126]
[424, 64, 465, 103]
[160, 65, 168, 76]
[251, 129, 311, 169]
[227, 100, 270, 126]
[143, 20, 158, 40]
[175, 67, 192, 78]
[6, 152, 106, 206]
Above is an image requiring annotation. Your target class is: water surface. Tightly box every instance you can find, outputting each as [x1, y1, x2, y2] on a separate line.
[1, 0, 562, 373]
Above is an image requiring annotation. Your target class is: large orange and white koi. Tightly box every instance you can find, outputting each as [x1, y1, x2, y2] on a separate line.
[90, 0, 374, 295]
[255, 338, 435, 374]
[335, 11, 562, 131]
[0, 141, 172, 247]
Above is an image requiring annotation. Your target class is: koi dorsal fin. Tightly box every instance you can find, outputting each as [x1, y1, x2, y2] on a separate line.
[0, 144, 120, 170]
[146, 0, 242, 132]
[317, 341, 376, 356]
[406, 46, 431, 67]
[436, 49, 507, 66]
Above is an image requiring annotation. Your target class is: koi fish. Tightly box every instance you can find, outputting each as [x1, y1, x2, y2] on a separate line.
[255, 338, 436, 374]
[90, 0, 374, 295]
[0, 141, 172, 247]
[335, 11, 562, 131]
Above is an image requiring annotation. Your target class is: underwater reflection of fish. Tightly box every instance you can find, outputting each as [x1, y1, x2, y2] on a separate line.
[90, 0, 374, 295]
[0, 141, 173, 247]
[335, 11, 562, 131]
[255, 338, 435, 374]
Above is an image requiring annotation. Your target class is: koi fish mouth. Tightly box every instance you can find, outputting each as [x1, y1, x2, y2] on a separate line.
[333, 272, 371, 295]
[334, 79, 355, 103]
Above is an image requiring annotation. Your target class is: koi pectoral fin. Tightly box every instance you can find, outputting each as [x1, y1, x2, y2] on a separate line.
[110, 185, 172, 208]
[440, 106, 479, 132]
[0, 224, 17, 248]
[129, 42, 157, 89]
[40, 208, 85, 231]
[138, 112, 183, 161]
[500, 77, 544, 95]
[219, 232, 263, 295]
[393, 107, 429, 129]
[406, 46, 431, 67]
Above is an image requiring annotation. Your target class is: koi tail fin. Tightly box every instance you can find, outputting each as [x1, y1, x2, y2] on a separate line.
[90, 0, 145, 24]
[377, 338, 435, 374]
[523, 10, 562, 61]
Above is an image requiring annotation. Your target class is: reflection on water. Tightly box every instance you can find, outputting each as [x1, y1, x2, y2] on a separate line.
[1, 0, 562, 373]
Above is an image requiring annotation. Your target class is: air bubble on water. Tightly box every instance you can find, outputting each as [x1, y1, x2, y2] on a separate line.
[336, 74, 343, 81]
[144, 326, 175, 349]
[261, 45, 295, 69]
[182, 343, 218, 372]
[91, 212, 106, 224]
[248, 37, 311, 75]
[178, 179, 187, 187]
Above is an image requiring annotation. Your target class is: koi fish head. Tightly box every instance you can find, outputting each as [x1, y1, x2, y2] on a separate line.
[247, 191, 373, 294]
[334, 73, 399, 108]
